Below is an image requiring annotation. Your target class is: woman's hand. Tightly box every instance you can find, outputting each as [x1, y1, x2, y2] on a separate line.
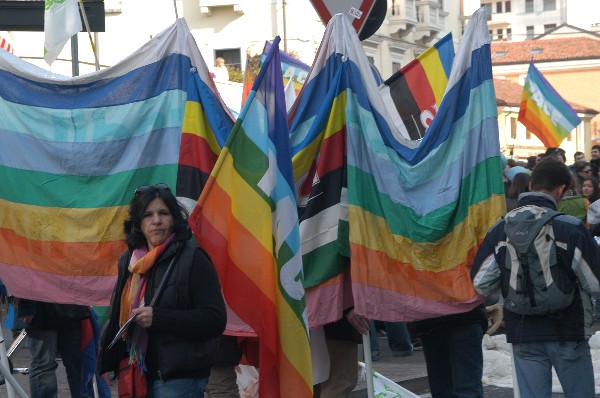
[132, 306, 153, 328]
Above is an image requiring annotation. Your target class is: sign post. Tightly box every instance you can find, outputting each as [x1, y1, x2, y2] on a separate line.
[309, 0, 376, 37]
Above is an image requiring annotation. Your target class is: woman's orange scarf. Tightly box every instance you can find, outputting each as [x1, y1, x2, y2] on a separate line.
[118, 234, 174, 370]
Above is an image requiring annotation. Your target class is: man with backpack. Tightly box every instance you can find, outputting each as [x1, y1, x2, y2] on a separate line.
[471, 157, 600, 397]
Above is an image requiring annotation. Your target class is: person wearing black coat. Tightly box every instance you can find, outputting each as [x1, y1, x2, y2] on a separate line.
[98, 183, 226, 396]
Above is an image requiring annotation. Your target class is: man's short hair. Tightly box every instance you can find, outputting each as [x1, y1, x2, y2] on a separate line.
[530, 157, 572, 192]
[574, 151, 584, 161]
[593, 145, 600, 152]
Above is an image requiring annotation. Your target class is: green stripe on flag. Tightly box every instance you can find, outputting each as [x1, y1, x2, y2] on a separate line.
[0, 164, 178, 207]
[348, 157, 504, 242]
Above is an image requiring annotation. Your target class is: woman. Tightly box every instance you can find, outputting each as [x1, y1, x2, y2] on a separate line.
[558, 173, 590, 225]
[99, 183, 226, 397]
[505, 172, 530, 212]
[581, 176, 600, 204]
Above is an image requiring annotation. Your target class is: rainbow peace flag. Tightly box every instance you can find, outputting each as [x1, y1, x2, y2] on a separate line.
[290, 8, 503, 324]
[381, 32, 454, 140]
[189, 37, 312, 397]
[349, 7, 505, 321]
[518, 61, 581, 148]
[0, 19, 233, 305]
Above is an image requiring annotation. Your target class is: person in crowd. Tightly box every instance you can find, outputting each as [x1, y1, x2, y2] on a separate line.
[526, 155, 537, 171]
[590, 145, 600, 176]
[572, 160, 591, 188]
[558, 173, 589, 225]
[544, 147, 566, 163]
[18, 300, 90, 398]
[313, 265, 368, 398]
[505, 172, 530, 212]
[568, 152, 584, 175]
[211, 57, 230, 82]
[369, 320, 413, 361]
[472, 157, 600, 397]
[408, 307, 487, 397]
[206, 335, 242, 398]
[582, 176, 600, 205]
[536, 153, 545, 165]
[98, 183, 226, 396]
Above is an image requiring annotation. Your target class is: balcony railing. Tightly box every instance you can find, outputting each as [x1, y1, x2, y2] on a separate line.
[199, 0, 243, 16]
[388, 0, 418, 37]
[414, 0, 447, 43]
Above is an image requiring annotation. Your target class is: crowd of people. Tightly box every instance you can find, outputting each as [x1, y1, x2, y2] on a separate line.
[4, 148, 600, 398]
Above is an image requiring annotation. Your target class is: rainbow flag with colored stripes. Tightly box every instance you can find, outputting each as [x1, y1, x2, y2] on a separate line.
[290, 8, 503, 324]
[381, 33, 454, 140]
[349, 7, 504, 321]
[518, 61, 581, 148]
[189, 37, 312, 397]
[0, 19, 234, 305]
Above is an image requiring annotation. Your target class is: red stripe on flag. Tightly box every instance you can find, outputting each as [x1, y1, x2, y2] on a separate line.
[402, 60, 436, 111]
[191, 180, 284, 396]
[178, 133, 219, 175]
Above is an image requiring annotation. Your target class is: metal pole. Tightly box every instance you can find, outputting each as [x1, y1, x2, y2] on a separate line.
[78, 0, 100, 71]
[0, 327, 16, 398]
[71, 34, 79, 77]
[173, 0, 178, 19]
[361, 334, 375, 398]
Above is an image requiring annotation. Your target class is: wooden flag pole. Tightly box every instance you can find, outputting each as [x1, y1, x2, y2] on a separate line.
[77, 0, 100, 71]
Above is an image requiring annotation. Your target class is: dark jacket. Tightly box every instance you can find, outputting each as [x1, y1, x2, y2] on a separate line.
[471, 192, 600, 343]
[17, 300, 89, 330]
[98, 227, 226, 380]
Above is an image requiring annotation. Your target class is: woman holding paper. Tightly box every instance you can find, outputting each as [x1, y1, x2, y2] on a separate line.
[98, 183, 226, 396]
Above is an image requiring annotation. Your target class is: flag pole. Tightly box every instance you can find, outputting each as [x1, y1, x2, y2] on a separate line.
[361, 334, 375, 398]
[173, 0, 179, 18]
[77, 0, 100, 71]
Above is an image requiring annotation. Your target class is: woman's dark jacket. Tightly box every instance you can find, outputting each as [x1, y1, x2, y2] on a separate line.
[98, 227, 226, 381]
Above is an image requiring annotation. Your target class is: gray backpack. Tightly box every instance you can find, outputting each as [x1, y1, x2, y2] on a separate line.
[502, 205, 576, 315]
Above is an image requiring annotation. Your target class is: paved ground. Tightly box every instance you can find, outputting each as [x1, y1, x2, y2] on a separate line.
[1, 323, 599, 397]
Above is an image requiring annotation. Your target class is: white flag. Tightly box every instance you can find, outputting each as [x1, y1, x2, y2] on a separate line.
[44, 0, 82, 65]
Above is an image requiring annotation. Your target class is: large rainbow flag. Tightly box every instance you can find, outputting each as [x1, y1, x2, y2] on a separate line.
[518, 60, 581, 148]
[288, 16, 455, 327]
[380, 32, 454, 140]
[349, 7, 505, 321]
[189, 37, 312, 397]
[290, 8, 504, 325]
[0, 19, 234, 305]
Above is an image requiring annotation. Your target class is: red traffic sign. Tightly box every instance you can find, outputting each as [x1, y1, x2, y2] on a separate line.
[310, 0, 377, 36]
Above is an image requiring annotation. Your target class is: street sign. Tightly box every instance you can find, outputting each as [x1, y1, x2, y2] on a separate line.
[310, 0, 376, 37]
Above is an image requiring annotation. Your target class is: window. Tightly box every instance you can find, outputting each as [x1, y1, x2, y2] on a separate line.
[497, 29, 503, 40]
[526, 26, 534, 40]
[507, 28, 512, 40]
[525, 0, 533, 13]
[510, 118, 517, 140]
[544, 24, 556, 33]
[505, 1, 511, 12]
[496, 1, 502, 13]
[543, 0, 556, 11]
[215, 48, 241, 68]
